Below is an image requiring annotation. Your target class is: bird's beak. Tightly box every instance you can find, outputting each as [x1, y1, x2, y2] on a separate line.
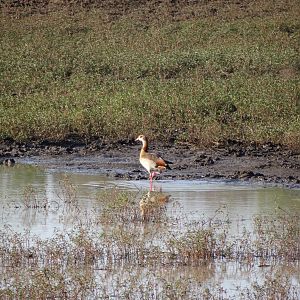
[135, 137, 139, 141]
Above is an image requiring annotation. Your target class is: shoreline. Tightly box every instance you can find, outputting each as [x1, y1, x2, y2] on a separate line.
[1, 140, 300, 189]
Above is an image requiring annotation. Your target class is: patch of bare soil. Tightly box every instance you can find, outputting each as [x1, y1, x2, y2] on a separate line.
[1, 139, 300, 188]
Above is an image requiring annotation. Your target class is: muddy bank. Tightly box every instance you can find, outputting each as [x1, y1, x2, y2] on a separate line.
[1, 139, 300, 188]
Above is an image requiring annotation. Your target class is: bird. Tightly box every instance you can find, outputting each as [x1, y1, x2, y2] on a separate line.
[135, 134, 172, 189]
[3, 158, 15, 167]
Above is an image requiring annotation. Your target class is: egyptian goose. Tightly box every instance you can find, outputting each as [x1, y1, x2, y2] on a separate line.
[135, 135, 172, 185]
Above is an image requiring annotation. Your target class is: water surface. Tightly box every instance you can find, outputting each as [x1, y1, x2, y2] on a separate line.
[1, 164, 299, 298]
[1, 164, 300, 237]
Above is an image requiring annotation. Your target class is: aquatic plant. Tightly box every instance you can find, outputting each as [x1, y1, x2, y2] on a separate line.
[57, 174, 78, 206]
[22, 185, 48, 209]
[253, 208, 300, 261]
[0, 188, 299, 299]
[96, 189, 142, 223]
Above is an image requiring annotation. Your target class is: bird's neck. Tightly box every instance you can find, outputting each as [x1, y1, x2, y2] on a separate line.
[141, 139, 148, 153]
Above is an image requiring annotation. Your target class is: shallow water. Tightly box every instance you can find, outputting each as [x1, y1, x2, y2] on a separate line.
[1, 164, 300, 237]
[1, 164, 300, 298]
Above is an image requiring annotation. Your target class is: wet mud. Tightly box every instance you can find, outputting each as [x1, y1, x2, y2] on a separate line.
[1, 139, 300, 188]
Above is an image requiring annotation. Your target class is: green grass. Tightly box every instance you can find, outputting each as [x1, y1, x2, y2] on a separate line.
[0, 1, 299, 148]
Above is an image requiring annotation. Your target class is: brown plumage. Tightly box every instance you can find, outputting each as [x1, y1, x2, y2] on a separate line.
[135, 135, 171, 183]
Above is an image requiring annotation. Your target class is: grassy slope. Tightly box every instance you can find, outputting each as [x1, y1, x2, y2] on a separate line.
[0, 0, 299, 148]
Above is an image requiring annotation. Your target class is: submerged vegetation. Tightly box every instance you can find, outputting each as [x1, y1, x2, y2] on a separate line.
[0, 180, 299, 299]
[0, 0, 299, 148]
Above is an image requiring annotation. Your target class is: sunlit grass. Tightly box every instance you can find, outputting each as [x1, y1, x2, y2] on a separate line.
[0, 1, 299, 148]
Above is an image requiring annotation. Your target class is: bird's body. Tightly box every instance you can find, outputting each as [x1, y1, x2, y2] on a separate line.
[135, 135, 171, 187]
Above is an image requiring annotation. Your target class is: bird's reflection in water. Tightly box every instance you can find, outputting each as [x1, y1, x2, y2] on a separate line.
[139, 191, 171, 220]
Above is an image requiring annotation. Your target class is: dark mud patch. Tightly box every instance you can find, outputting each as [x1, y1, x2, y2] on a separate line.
[1, 139, 300, 188]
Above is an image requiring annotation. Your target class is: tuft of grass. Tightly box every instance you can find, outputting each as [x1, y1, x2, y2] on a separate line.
[96, 189, 142, 223]
[253, 208, 300, 261]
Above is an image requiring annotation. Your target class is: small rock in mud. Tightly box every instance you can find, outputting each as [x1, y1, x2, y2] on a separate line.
[177, 164, 188, 170]
[235, 149, 245, 157]
[254, 172, 265, 178]
[2, 158, 16, 166]
[210, 174, 223, 179]
[194, 154, 214, 166]
[194, 153, 207, 162]
[204, 157, 214, 165]
[239, 171, 254, 179]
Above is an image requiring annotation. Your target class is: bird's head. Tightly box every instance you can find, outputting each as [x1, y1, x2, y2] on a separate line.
[135, 134, 147, 143]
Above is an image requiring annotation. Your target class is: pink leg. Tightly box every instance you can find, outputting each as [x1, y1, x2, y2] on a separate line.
[149, 172, 153, 191]
[153, 171, 160, 179]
